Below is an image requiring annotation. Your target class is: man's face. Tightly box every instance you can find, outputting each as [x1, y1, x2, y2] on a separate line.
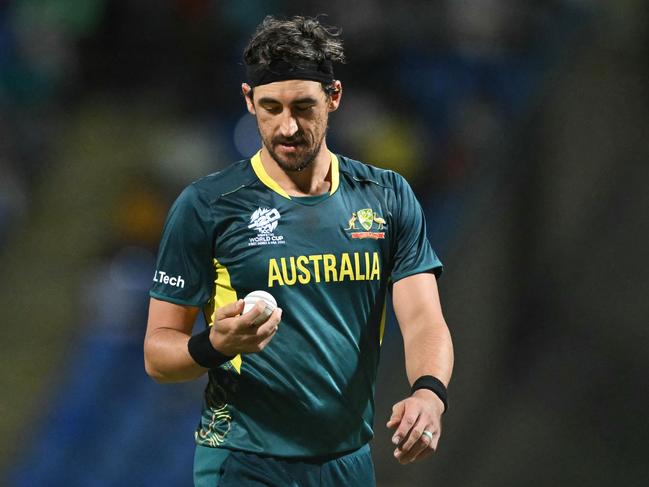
[243, 79, 341, 172]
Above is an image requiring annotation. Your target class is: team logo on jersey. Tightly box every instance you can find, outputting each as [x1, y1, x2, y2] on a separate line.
[345, 208, 386, 239]
[248, 207, 285, 246]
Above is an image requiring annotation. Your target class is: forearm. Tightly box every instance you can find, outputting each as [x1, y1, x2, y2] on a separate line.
[144, 327, 207, 383]
[402, 318, 454, 386]
[390, 314, 454, 463]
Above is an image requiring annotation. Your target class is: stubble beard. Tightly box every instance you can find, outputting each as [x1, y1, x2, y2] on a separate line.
[259, 119, 328, 173]
[266, 137, 323, 172]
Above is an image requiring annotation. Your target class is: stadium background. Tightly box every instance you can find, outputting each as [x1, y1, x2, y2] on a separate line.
[1, 1, 647, 486]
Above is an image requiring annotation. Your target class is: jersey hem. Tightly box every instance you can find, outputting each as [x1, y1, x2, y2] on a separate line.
[193, 441, 371, 462]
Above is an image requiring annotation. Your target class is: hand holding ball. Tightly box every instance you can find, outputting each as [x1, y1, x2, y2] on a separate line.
[243, 291, 278, 326]
[206, 291, 280, 357]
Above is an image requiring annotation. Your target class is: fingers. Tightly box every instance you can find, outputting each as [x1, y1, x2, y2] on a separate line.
[216, 300, 274, 328]
[394, 425, 439, 464]
[387, 401, 405, 430]
[239, 300, 266, 326]
[241, 307, 284, 351]
[393, 412, 426, 463]
[256, 308, 283, 336]
[211, 301, 282, 355]
[390, 401, 419, 447]
[388, 395, 444, 465]
[399, 415, 429, 452]
[428, 427, 441, 451]
[411, 445, 435, 463]
[214, 299, 245, 321]
[256, 320, 280, 350]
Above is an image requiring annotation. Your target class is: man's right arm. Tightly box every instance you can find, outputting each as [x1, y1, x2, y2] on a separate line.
[144, 298, 205, 383]
[144, 297, 281, 383]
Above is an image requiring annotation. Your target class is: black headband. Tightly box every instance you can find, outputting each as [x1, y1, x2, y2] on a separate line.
[246, 59, 335, 87]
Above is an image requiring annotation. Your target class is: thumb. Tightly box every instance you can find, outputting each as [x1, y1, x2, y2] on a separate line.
[387, 401, 405, 429]
[214, 299, 245, 321]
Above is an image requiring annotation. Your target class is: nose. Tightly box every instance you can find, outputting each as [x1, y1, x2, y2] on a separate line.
[278, 111, 299, 138]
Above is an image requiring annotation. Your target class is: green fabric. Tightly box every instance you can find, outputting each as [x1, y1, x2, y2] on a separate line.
[194, 444, 231, 487]
[291, 192, 330, 205]
[199, 444, 375, 487]
[151, 154, 442, 458]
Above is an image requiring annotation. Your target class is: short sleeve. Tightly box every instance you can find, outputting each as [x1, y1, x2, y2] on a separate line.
[149, 185, 215, 306]
[390, 174, 443, 283]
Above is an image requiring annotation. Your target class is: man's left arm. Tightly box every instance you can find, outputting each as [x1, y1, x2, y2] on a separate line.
[387, 272, 454, 464]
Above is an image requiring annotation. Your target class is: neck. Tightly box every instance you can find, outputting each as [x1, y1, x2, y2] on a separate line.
[260, 143, 333, 196]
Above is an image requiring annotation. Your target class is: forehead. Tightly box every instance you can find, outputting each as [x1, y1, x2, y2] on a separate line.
[253, 79, 324, 103]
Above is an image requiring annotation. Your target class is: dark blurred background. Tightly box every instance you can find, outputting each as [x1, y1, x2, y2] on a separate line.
[1, 1, 647, 486]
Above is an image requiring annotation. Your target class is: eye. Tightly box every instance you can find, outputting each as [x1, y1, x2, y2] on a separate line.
[294, 104, 314, 112]
[261, 104, 282, 114]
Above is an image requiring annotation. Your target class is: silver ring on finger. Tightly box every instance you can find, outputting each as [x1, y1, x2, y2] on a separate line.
[421, 430, 434, 442]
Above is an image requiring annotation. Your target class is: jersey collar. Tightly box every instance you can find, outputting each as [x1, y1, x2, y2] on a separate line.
[250, 150, 340, 200]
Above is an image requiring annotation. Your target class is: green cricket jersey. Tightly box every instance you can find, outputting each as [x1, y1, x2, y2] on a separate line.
[150, 151, 442, 458]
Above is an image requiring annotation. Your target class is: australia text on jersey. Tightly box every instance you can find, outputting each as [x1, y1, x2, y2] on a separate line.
[248, 207, 286, 247]
[268, 251, 380, 287]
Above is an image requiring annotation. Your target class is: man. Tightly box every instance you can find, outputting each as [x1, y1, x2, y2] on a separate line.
[144, 15, 453, 487]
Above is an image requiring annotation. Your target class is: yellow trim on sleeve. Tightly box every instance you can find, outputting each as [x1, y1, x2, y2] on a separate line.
[250, 150, 340, 198]
[211, 258, 242, 373]
[379, 299, 387, 345]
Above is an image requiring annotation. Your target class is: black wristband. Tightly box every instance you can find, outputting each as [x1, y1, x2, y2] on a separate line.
[411, 375, 448, 413]
[187, 328, 233, 369]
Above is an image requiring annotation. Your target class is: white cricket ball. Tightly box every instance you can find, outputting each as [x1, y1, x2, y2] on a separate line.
[243, 290, 277, 326]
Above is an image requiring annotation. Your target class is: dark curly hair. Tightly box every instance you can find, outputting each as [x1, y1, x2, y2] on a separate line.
[243, 15, 345, 95]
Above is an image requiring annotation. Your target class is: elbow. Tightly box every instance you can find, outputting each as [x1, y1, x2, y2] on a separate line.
[143, 336, 200, 384]
[143, 353, 189, 384]
[144, 357, 166, 383]
[143, 346, 173, 383]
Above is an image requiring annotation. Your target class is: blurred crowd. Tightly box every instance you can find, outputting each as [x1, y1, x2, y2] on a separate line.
[0, 0, 584, 247]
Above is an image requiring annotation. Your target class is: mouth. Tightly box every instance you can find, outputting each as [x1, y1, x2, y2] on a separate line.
[275, 141, 303, 153]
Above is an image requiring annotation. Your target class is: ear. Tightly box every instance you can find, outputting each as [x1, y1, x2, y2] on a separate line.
[328, 80, 343, 112]
[242, 83, 255, 114]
